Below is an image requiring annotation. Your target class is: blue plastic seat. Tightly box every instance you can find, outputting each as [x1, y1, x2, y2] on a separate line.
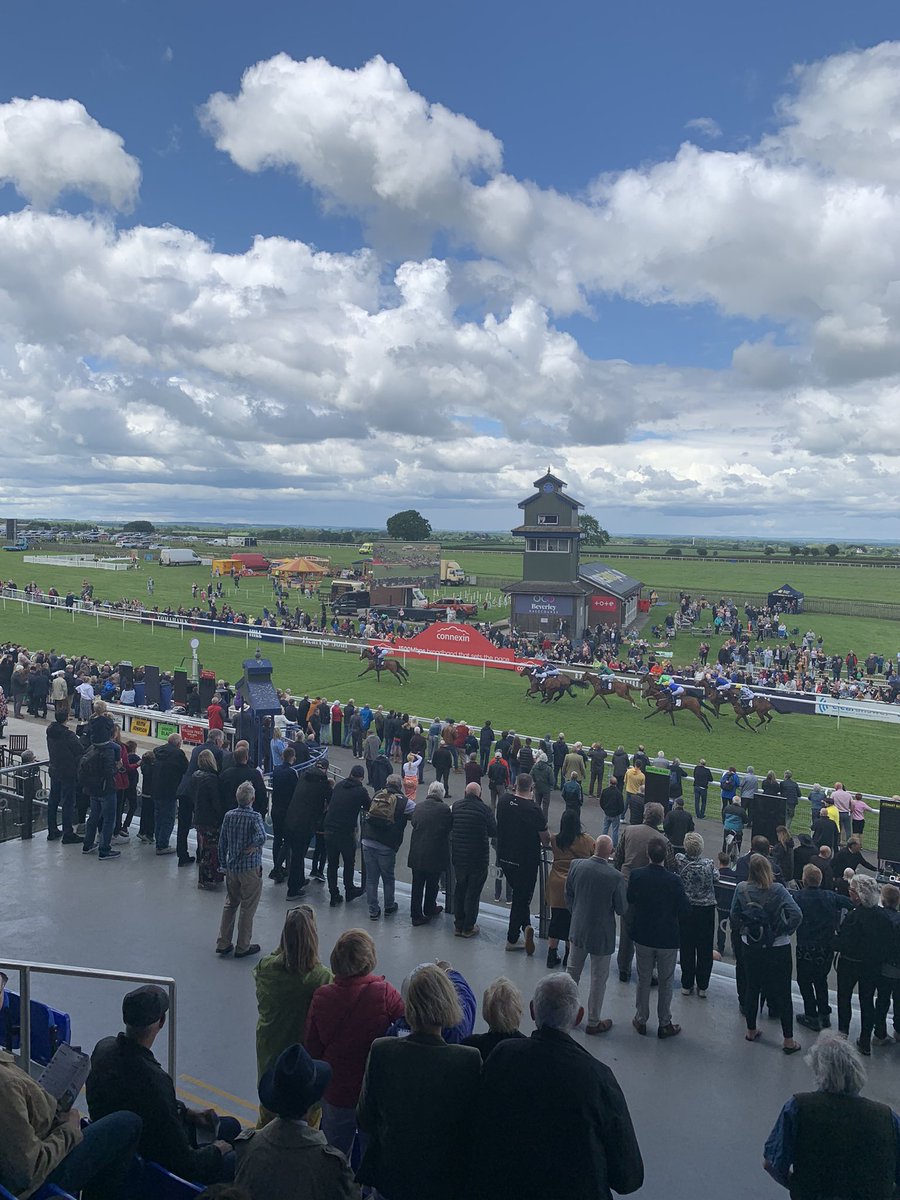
[138, 1162, 203, 1199]
[0, 989, 72, 1065]
[33, 1186, 79, 1200]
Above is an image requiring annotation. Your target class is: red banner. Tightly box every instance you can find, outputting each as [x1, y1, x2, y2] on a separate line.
[589, 595, 618, 612]
[373, 622, 522, 669]
[181, 724, 205, 745]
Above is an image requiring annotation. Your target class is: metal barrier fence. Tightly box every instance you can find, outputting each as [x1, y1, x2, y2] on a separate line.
[0, 759, 48, 842]
[0, 958, 177, 1076]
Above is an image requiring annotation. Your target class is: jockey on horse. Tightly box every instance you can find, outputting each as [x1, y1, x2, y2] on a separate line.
[736, 681, 755, 714]
[658, 674, 685, 708]
[533, 661, 561, 685]
[711, 670, 734, 699]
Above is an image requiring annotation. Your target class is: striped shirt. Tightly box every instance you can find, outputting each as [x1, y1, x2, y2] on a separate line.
[218, 805, 267, 873]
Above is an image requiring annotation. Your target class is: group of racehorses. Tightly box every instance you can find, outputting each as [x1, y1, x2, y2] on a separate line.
[356, 647, 779, 733]
[519, 665, 781, 733]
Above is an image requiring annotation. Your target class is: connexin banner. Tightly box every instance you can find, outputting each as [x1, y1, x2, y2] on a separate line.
[815, 696, 900, 725]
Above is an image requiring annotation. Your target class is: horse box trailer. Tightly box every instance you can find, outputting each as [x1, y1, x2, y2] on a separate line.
[159, 548, 202, 566]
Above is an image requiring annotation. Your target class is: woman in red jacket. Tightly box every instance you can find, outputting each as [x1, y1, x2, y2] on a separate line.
[305, 928, 404, 1160]
[111, 726, 131, 837]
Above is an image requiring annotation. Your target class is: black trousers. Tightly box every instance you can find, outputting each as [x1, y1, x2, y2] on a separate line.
[875, 974, 900, 1037]
[138, 793, 155, 838]
[453, 867, 487, 932]
[589, 765, 603, 796]
[501, 861, 537, 945]
[287, 829, 313, 893]
[326, 831, 357, 898]
[837, 957, 879, 1050]
[410, 869, 441, 920]
[435, 766, 451, 795]
[679, 905, 715, 991]
[271, 805, 290, 872]
[176, 796, 193, 861]
[796, 944, 832, 1018]
[743, 943, 794, 1039]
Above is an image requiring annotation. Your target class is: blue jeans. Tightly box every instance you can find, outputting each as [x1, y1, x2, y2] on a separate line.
[155, 795, 177, 849]
[363, 843, 396, 914]
[84, 792, 117, 853]
[602, 814, 620, 847]
[694, 785, 708, 819]
[46, 1110, 141, 1198]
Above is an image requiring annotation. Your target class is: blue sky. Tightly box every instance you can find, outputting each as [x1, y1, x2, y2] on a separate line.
[1, 2, 900, 534]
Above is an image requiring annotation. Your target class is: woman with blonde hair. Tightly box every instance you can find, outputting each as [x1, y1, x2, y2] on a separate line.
[462, 977, 526, 1061]
[190, 748, 227, 889]
[676, 832, 719, 997]
[731, 853, 803, 1052]
[253, 905, 332, 1125]
[357, 965, 481, 1200]
[402, 751, 422, 801]
[305, 929, 404, 1158]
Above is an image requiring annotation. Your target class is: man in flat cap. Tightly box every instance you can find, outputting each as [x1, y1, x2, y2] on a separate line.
[87, 984, 243, 1184]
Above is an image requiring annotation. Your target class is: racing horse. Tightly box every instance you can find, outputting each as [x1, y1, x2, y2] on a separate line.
[358, 647, 410, 685]
[728, 693, 786, 732]
[519, 665, 587, 703]
[582, 671, 639, 709]
[644, 691, 713, 732]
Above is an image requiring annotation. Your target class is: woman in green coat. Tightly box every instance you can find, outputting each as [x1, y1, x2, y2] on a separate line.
[254, 905, 332, 1126]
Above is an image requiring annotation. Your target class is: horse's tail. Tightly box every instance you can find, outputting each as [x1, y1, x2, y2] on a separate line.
[573, 677, 589, 689]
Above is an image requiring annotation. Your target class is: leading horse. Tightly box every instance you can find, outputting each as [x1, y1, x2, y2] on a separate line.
[358, 648, 410, 685]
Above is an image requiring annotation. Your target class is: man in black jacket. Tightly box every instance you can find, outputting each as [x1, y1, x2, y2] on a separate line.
[478, 974, 644, 1200]
[268, 745, 298, 883]
[46, 712, 84, 843]
[497, 774, 549, 953]
[450, 782, 497, 937]
[87, 985, 240, 1185]
[552, 734, 568, 789]
[284, 762, 332, 900]
[323, 764, 368, 905]
[811, 812, 839, 853]
[407, 781, 452, 925]
[627, 838, 691, 1038]
[152, 734, 188, 855]
[219, 743, 268, 817]
[478, 720, 494, 773]
[431, 741, 453, 797]
[588, 743, 607, 796]
[692, 758, 713, 819]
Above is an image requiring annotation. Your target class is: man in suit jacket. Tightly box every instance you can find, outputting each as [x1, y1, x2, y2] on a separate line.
[627, 838, 691, 1040]
[477, 974, 644, 1200]
[565, 835, 626, 1035]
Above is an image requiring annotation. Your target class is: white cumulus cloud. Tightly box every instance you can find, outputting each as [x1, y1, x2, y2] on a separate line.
[0, 97, 140, 209]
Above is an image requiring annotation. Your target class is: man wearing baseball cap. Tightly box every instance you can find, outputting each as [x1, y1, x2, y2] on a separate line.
[86, 985, 242, 1184]
[234, 1044, 356, 1198]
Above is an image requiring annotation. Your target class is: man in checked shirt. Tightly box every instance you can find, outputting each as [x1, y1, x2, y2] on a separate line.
[216, 781, 268, 959]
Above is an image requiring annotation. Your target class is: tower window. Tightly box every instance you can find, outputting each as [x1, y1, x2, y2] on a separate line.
[536, 514, 559, 525]
[526, 538, 571, 553]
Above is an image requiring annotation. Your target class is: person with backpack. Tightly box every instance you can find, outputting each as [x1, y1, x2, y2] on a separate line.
[561, 772, 583, 813]
[360, 774, 414, 920]
[731, 854, 803, 1053]
[79, 730, 121, 861]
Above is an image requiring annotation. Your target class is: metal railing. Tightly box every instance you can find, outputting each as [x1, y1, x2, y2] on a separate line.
[0, 759, 49, 841]
[0, 959, 177, 1076]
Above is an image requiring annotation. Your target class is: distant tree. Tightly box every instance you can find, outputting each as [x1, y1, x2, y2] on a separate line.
[712, 550, 718, 556]
[123, 520, 155, 533]
[788, 544, 803, 557]
[808, 545, 820, 557]
[579, 514, 610, 547]
[386, 510, 433, 541]
[665, 547, 682, 556]
[696, 547, 708, 557]
[764, 545, 775, 556]
[825, 543, 840, 557]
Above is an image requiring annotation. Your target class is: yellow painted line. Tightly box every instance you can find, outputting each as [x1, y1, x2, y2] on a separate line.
[180, 1074, 260, 1113]
[175, 1086, 256, 1123]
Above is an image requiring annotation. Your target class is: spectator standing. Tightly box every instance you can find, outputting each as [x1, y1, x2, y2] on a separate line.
[497, 773, 549, 954]
[530, 751, 553, 820]
[627, 838, 691, 1039]
[612, 745, 630, 789]
[407, 781, 451, 925]
[831, 782, 854, 846]
[613, 803, 673, 982]
[836, 874, 894, 1055]
[599, 775, 625, 847]
[431, 739, 453, 798]
[80, 728, 120, 862]
[305, 931, 404, 1160]
[284, 763, 332, 900]
[552, 733, 569, 789]
[46, 710, 84, 843]
[152, 733, 189, 856]
[450, 782, 496, 938]
[253, 907, 332, 1126]
[623, 761, 645, 825]
[795, 864, 853, 1032]
[850, 792, 879, 838]
[780, 771, 800, 828]
[675, 833, 718, 997]
[663, 797, 694, 851]
[361, 775, 414, 920]
[874, 884, 900, 1045]
[588, 742, 607, 796]
[216, 781, 267, 959]
[545, 809, 594, 968]
[566, 835, 626, 1035]
[478, 720, 494, 773]
[191, 750, 227, 890]
[477, 974, 644, 1200]
[268, 745, 298, 884]
[323, 765, 368, 907]
[692, 758, 712, 819]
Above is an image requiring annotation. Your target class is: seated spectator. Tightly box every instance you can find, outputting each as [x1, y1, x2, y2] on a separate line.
[234, 1045, 358, 1200]
[0, 975, 141, 1200]
[357, 964, 481, 1200]
[305, 930, 404, 1161]
[477, 974, 644, 1200]
[764, 1031, 900, 1196]
[462, 976, 526, 1061]
[254, 906, 333, 1126]
[387, 959, 476, 1043]
[86, 985, 241, 1184]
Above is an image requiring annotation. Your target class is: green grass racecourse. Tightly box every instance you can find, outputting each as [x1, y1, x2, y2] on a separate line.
[0, 600, 894, 838]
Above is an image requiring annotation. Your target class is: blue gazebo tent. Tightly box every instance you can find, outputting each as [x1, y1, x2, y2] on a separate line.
[767, 584, 804, 613]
